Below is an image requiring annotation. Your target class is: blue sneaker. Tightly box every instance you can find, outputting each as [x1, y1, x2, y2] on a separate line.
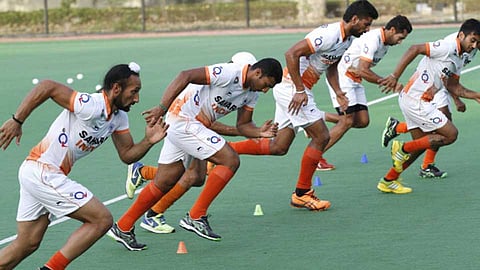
[125, 162, 144, 199]
[140, 212, 175, 234]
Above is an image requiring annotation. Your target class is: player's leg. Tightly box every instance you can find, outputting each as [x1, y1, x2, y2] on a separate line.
[0, 215, 49, 269]
[180, 141, 240, 241]
[290, 119, 331, 211]
[142, 159, 207, 234]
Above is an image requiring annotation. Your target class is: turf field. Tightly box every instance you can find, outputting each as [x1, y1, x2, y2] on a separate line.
[2, 26, 480, 270]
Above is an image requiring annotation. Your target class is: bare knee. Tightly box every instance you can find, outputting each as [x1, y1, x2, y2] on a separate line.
[94, 209, 113, 234]
[186, 173, 206, 187]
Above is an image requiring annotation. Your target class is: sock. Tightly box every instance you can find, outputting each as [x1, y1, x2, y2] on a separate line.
[384, 168, 400, 181]
[45, 251, 69, 270]
[117, 181, 164, 231]
[422, 149, 437, 169]
[403, 136, 430, 153]
[396, 122, 408, 133]
[140, 165, 157, 180]
[296, 146, 322, 190]
[151, 182, 188, 214]
[189, 165, 234, 219]
[146, 209, 158, 218]
[228, 138, 271, 155]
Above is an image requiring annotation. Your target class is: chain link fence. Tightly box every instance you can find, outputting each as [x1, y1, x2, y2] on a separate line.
[0, 0, 479, 36]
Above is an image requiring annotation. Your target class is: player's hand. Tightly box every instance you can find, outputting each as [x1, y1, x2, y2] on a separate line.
[145, 116, 169, 145]
[455, 99, 466, 112]
[378, 75, 398, 93]
[336, 92, 349, 112]
[259, 120, 278, 138]
[0, 118, 23, 150]
[288, 91, 308, 115]
[142, 105, 164, 124]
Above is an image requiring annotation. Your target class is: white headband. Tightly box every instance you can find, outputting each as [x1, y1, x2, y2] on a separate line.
[128, 62, 141, 73]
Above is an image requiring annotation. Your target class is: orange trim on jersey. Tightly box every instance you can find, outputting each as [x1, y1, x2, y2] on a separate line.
[360, 56, 373, 63]
[242, 105, 254, 112]
[169, 91, 193, 117]
[242, 65, 248, 89]
[301, 65, 320, 89]
[26, 139, 50, 161]
[425, 43, 430, 57]
[451, 73, 460, 80]
[114, 128, 130, 134]
[204, 67, 211, 84]
[455, 38, 462, 56]
[60, 155, 73, 175]
[102, 91, 113, 121]
[68, 91, 78, 112]
[340, 21, 346, 41]
[345, 70, 362, 83]
[402, 72, 419, 94]
[380, 27, 386, 43]
[305, 38, 316, 54]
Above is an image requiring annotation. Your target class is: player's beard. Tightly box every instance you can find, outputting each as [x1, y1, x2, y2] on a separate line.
[114, 96, 131, 112]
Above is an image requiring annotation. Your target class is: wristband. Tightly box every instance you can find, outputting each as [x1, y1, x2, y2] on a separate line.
[12, 114, 23, 125]
[159, 103, 168, 112]
[295, 90, 306, 94]
[389, 73, 398, 80]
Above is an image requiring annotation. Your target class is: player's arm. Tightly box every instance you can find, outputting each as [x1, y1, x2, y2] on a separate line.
[142, 67, 208, 122]
[235, 107, 277, 138]
[0, 80, 74, 149]
[285, 39, 314, 115]
[326, 62, 348, 112]
[445, 76, 480, 103]
[111, 116, 168, 164]
[379, 44, 427, 90]
[210, 121, 241, 136]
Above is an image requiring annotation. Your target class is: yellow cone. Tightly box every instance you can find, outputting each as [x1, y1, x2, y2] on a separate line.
[253, 204, 264, 216]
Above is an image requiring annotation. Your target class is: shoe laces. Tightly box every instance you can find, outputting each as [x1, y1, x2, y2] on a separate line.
[305, 190, 320, 201]
[427, 164, 440, 172]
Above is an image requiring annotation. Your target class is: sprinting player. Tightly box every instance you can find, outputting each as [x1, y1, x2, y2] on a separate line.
[225, 0, 378, 209]
[0, 63, 168, 270]
[123, 51, 259, 234]
[107, 58, 283, 249]
[376, 18, 480, 194]
[381, 30, 479, 178]
[312, 15, 412, 171]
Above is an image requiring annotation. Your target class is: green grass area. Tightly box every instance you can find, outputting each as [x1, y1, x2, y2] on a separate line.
[2, 26, 480, 269]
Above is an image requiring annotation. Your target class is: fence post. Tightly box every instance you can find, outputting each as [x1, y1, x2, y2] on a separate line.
[43, 0, 49, 34]
[245, 0, 250, 28]
[141, 0, 146, 32]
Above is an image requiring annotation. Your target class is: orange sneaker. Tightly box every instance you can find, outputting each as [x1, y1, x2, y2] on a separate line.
[316, 158, 335, 171]
[290, 189, 331, 211]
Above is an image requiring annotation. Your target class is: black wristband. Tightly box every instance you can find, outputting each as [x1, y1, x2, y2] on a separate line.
[12, 114, 23, 125]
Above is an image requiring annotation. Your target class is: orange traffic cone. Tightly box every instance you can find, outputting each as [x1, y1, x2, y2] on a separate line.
[176, 241, 188, 254]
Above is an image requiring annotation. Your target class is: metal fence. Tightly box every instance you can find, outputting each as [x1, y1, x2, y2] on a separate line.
[0, 0, 478, 37]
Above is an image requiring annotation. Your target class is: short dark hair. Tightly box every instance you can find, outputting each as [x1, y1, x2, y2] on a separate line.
[343, 0, 378, 22]
[251, 58, 283, 84]
[385, 15, 413, 34]
[459, 18, 480, 36]
[103, 64, 140, 91]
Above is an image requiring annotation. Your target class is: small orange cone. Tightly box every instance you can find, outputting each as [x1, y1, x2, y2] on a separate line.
[176, 241, 188, 254]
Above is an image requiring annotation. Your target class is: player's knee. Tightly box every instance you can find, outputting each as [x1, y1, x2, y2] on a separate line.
[189, 174, 206, 187]
[269, 144, 289, 155]
[96, 211, 113, 234]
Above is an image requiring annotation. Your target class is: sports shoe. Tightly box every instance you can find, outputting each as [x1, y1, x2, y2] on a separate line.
[179, 213, 221, 241]
[419, 164, 447, 178]
[316, 158, 335, 171]
[125, 162, 144, 199]
[140, 212, 175, 234]
[377, 178, 412, 194]
[391, 140, 410, 173]
[382, 117, 400, 147]
[106, 223, 147, 251]
[290, 189, 331, 211]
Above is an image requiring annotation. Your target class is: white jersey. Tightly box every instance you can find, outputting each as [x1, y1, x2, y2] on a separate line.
[338, 28, 390, 84]
[26, 91, 129, 175]
[402, 37, 464, 101]
[282, 21, 353, 90]
[445, 32, 478, 66]
[167, 63, 259, 127]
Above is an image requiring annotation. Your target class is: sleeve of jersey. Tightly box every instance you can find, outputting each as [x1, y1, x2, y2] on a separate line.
[72, 91, 97, 120]
[305, 26, 334, 54]
[359, 39, 377, 63]
[243, 93, 259, 111]
[114, 111, 130, 134]
[207, 64, 234, 87]
[426, 40, 451, 59]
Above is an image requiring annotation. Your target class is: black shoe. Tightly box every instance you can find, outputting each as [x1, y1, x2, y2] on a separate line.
[179, 213, 221, 241]
[106, 223, 147, 251]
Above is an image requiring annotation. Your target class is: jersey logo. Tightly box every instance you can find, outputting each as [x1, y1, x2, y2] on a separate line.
[58, 131, 68, 147]
[194, 91, 200, 106]
[441, 67, 454, 78]
[363, 44, 369, 53]
[71, 191, 88, 200]
[343, 54, 351, 63]
[421, 70, 429, 83]
[208, 136, 222, 144]
[78, 94, 91, 105]
[314, 37, 323, 47]
[234, 77, 239, 84]
[432, 41, 441, 48]
[212, 66, 223, 77]
[430, 116, 443, 124]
